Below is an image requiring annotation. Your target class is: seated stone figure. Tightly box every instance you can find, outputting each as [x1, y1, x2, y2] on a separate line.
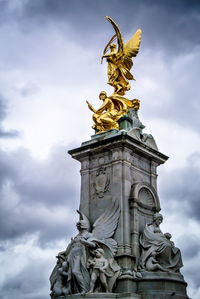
[139, 213, 183, 272]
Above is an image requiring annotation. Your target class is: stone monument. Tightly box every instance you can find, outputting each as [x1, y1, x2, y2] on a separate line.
[50, 16, 189, 299]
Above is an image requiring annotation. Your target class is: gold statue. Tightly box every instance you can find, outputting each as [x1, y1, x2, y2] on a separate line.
[87, 91, 139, 132]
[87, 16, 141, 134]
[102, 16, 141, 96]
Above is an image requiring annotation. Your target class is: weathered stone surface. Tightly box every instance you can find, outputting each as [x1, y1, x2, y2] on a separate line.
[53, 293, 141, 299]
[56, 132, 190, 299]
[69, 132, 168, 267]
[137, 271, 188, 299]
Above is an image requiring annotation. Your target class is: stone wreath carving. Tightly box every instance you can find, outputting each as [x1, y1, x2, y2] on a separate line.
[94, 167, 110, 198]
[50, 202, 121, 297]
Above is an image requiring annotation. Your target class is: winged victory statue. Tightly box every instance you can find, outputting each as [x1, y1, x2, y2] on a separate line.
[87, 16, 142, 133]
[50, 202, 121, 297]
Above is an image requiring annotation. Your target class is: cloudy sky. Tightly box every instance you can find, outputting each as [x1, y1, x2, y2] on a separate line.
[0, 0, 200, 298]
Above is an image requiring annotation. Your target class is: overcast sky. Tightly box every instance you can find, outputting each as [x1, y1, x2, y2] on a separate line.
[0, 0, 200, 298]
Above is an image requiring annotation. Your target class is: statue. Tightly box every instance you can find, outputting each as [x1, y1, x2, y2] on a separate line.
[88, 248, 120, 293]
[50, 202, 121, 297]
[87, 91, 139, 132]
[88, 248, 110, 293]
[101, 16, 141, 96]
[87, 16, 141, 134]
[138, 213, 183, 272]
[50, 258, 69, 297]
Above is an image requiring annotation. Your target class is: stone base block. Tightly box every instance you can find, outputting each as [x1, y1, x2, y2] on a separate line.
[115, 275, 137, 293]
[55, 293, 140, 299]
[137, 272, 189, 299]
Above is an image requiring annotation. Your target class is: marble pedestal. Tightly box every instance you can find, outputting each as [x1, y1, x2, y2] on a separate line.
[69, 130, 167, 268]
[67, 130, 189, 299]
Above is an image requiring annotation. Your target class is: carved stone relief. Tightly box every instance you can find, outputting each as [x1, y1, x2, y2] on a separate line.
[138, 213, 183, 273]
[93, 167, 110, 198]
[138, 187, 154, 207]
[50, 203, 121, 297]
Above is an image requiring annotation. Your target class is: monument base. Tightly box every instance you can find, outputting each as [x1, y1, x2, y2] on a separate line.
[115, 272, 189, 299]
[51, 273, 189, 299]
[137, 271, 189, 299]
[53, 293, 140, 299]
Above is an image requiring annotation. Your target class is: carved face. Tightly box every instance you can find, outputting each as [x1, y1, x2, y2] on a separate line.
[110, 43, 116, 52]
[154, 216, 163, 226]
[76, 221, 88, 231]
[95, 251, 102, 258]
[95, 249, 104, 257]
[99, 93, 106, 101]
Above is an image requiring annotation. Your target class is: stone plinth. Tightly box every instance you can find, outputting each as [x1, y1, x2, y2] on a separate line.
[69, 131, 167, 268]
[137, 272, 188, 299]
[67, 130, 189, 299]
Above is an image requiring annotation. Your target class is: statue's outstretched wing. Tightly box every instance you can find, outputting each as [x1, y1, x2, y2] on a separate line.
[122, 29, 142, 79]
[92, 201, 120, 240]
[106, 16, 124, 57]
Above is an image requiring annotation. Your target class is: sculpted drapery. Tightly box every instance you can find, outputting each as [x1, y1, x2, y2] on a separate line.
[139, 213, 183, 272]
[50, 203, 121, 297]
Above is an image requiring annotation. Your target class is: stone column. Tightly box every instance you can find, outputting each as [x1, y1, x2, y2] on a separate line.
[69, 132, 167, 271]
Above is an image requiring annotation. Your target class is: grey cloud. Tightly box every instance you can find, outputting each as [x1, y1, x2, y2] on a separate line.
[139, 46, 200, 134]
[18, 82, 40, 97]
[1, 0, 200, 54]
[175, 233, 200, 290]
[0, 128, 19, 138]
[178, 234, 200, 260]
[159, 152, 200, 221]
[1, 253, 50, 299]
[0, 145, 80, 245]
[0, 95, 20, 138]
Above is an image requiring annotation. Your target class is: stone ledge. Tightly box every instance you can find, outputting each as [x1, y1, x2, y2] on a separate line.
[52, 293, 141, 299]
[139, 271, 187, 284]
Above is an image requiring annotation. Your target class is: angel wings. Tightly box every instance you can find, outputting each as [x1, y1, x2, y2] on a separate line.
[102, 16, 141, 96]
[78, 201, 120, 255]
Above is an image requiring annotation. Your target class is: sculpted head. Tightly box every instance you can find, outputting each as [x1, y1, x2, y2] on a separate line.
[76, 220, 89, 231]
[164, 232, 172, 240]
[153, 213, 163, 226]
[99, 91, 107, 101]
[95, 248, 104, 258]
[76, 210, 91, 232]
[110, 43, 117, 52]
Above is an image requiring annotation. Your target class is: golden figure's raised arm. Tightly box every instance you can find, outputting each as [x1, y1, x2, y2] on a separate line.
[105, 16, 124, 55]
[86, 100, 96, 113]
[101, 33, 117, 63]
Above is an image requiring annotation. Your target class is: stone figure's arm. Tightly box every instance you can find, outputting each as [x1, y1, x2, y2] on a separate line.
[87, 259, 94, 268]
[81, 239, 96, 248]
[101, 259, 108, 270]
[152, 258, 158, 264]
[61, 270, 68, 277]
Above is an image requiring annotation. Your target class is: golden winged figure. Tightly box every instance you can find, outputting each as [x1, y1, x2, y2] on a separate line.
[87, 16, 141, 134]
[102, 16, 141, 96]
